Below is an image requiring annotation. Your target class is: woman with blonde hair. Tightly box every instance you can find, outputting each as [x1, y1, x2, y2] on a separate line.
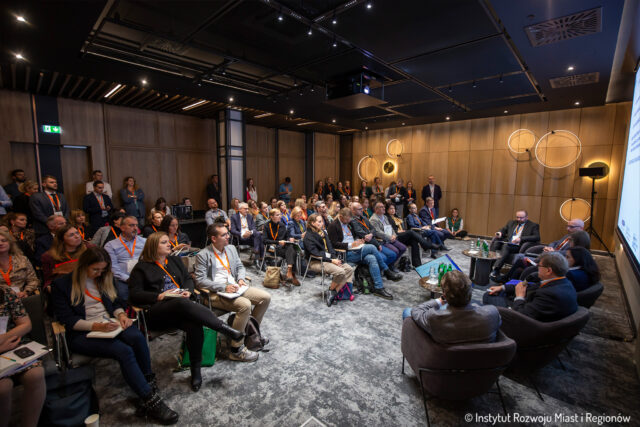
[303, 214, 354, 306]
[42, 225, 93, 291]
[51, 247, 178, 424]
[128, 232, 243, 392]
[12, 180, 39, 225]
[0, 230, 39, 298]
[248, 199, 259, 217]
[328, 201, 341, 219]
[294, 198, 308, 221]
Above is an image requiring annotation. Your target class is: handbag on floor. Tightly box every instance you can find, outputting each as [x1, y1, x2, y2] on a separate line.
[179, 327, 217, 367]
[226, 314, 267, 352]
[263, 266, 281, 289]
[335, 282, 355, 302]
[39, 365, 99, 427]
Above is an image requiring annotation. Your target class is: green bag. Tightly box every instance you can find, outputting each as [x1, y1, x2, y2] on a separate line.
[179, 327, 217, 367]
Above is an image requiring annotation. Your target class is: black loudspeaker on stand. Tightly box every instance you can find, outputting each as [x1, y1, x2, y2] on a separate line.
[579, 166, 613, 257]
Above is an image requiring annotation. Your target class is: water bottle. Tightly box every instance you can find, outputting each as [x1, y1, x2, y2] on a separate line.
[429, 266, 436, 283]
[482, 240, 489, 257]
[469, 239, 475, 251]
[476, 237, 480, 248]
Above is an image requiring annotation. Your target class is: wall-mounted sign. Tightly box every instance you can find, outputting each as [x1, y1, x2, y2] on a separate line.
[42, 125, 62, 134]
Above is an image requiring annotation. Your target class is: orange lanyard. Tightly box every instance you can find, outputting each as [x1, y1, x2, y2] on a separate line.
[268, 223, 280, 240]
[0, 257, 13, 288]
[213, 249, 231, 274]
[11, 231, 24, 241]
[118, 235, 136, 258]
[110, 227, 119, 239]
[540, 276, 566, 288]
[338, 189, 345, 195]
[84, 288, 102, 303]
[408, 189, 413, 198]
[155, 260, 180, 288]
[152, 225, 158, 233]
[558, 237, 570, 250]
[169, 235, 178, 248]
[356, 218, 369, 231]
[47, 193, 60, 210]
[413, 214, 422, 226]
[54, 258, 78, 269]
[363, 210, 370, 219]
[78, 226, 85, 240]
[513, 223, 524, 237]
[345, 187, 351, 195]
[96, 194, 105, 210]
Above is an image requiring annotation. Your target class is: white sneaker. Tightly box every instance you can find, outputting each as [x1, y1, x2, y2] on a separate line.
[229, 345, 259, 362]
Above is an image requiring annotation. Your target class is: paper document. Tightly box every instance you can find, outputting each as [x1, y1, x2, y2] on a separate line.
[87, 318, 123, 338]
[1, 341, 49, 378]
[217, 285, 249, 299]
[433, 217, 446, 225]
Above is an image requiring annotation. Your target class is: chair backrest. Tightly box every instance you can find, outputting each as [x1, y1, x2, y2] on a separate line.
[401, 318, 516, 400]
[576, 282, 604, 308]
[22, 293, 48, 346]
[497, 306, 590, 371]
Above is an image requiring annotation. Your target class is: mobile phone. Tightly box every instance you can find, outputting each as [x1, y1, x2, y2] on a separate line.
[14, 347, 35, 359]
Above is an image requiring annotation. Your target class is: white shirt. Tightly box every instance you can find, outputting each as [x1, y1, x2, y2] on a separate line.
[511, 222, 525, 242]
[86, 181, 113, 198]
[240, 214, 251, 234]
[429, 184, 435, 197]
[212, 246, 237, 287]
[247, 187, 258, 201]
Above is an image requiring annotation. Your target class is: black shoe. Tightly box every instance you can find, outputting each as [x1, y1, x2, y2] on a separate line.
[137, 392, 179, 425]
[430, 250, 439, 259]
[372, 288, 393, 300]
[440, 245, 451, 251]
[325, 290, 336, 307]
[390, 265, 400, 273]
[190, 363, 202, 392]
[383, 269, 403, 281]
[145, 373, 158, 395]
[217, 323, 245, 342]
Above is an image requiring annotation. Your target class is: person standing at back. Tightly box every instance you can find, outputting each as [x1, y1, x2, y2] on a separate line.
[4, 169, 26, 199]
[85, 170, 113, 198]
[206, 174, 222, 207]
[83, 181, 114, 238]
[421, 175, 442, 215]
[120, 176, 145, 226]
[278, 177, 293, 203]
[29, 175, 70, 236]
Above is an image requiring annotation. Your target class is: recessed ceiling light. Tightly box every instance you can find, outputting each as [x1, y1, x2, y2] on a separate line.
[289, 109, 294, 114]
[332, 18, 337, 25]
[366, 2, 373, 9]
[16, 16, 26, 23]
[445, 116, 451, 120]
[332, 119, 336, 123]
[472, 81, 477, 88]
[307, 28, 312, 36]
[332, 40, 338, 47]
[141, 79, 148, 85]
[228, 97, 234, 102]
[278, 14, 283, 21]
[402, 122, 405, 126]
[365, 126, 368, 130]
[15, 53, 24, 60]
[567, 65, 575, 71]
[183, 100, 209, 110]
[574, 101, 580, 106]
[504, 110, 508, 114]
[103, 84, 122, 98]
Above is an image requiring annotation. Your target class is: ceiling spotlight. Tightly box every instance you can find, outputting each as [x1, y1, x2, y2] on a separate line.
[504, 110, 508, 114]
[16, 16, 26, 23]
[289, 109, 294, 114]
[310, 86, 315, 92]
[567, 65, 575, 71]
[307, 27, 312, 36]
[332, 39, 338, 47]
[472, 81, 477, 88]
[229, 97, 234, 102]
[574, 101, 580, 106]
[332, 119, 336, 123]
[499, 74, 504, 83]
[365, 126, 368, 130]
[445, 116, 451, 121]
[366, 2, 373, 9]
[448, 85, 452, 93]
[278, 14, 283, 21]
[141, 79, 148, 86]
[14, 53, 24, 60]
[332, 14, 337, 25]
[402, 122, 406, 126]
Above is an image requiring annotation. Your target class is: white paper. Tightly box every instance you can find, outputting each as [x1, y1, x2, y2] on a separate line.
[87, 318, 123, 339]
[126, 258, 138, 274]
[10, 286, 21, 295]
[433, 217, 446, 225]
[217, 285, 249, 300]
[383, 224, 394, 236]
[325, 252, 332, 259]
[0, 316, 8, 334]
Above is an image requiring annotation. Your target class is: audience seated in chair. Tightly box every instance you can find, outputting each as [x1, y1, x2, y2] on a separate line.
[287, 207, 307, 247]
[150, 197, 170, 218]
[405, 270, 502, 344]
[565, 247, 601, 292]
[484, 252, 577, 322]
[277, 201, 291, 226]
[406, 203, 445, 253]
[419, 197, 453, 245]
[349, 202, 398, 269]
[41, 225, 91, 292]
[303, 214, 354, 307]
[104, 216, 145, 301]
[254, 202, 270, 233]
[5, 212, 36, 263]
[128, 232, 243, 392]
[34, 215, 68, 266]
[490, 209, 540, 279]
[314, 201, 333, 227]
[194, 223, 270, 362]
[263, 209, 299, 285]
[91, 212, 125, 248]
[51, 247, 178, 424]
[142, 211, 163, 238]
[230, 202, 264, 265]
[385, 202, 438, 266]
[82, 180, 114, 238]
[69, 209, 89, 242]
[0, 286, 46, 427]
[228, 198, 240, 219]
[205, 198, 229, 228]
[445, 208, 468, 239]
[0, 230, 39, 298]
[159, 215, 191, 252]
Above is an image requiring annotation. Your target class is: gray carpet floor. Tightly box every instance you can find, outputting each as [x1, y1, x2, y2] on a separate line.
[82, 240, 640, 426]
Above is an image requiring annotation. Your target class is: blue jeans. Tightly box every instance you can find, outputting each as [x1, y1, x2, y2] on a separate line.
[380, 245, 398, 265]
[115, 279, 129, 302]
[70, 325, 151, 398]
[346, 244, 388, 289]
[402, 307, 412, 319]
[421, 229, 442, 246]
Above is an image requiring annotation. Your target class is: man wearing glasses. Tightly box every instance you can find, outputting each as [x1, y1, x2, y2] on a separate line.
[489, 210, 540, 280]
[483, 252, 577, 322]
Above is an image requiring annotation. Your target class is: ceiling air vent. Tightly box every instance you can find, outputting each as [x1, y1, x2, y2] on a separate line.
[524, 8, 601, 47]
[549, 72, 600, 88]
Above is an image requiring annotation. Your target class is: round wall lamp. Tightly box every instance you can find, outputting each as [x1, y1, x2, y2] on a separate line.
[357, 155, 380, 181]
[507, 129, 537, 154]
[560, 198, 591, 222]
[383, 160, 396, 175]
[535, 130, 582, 169]
[585, 161, 610, 179]
[386, 139, 404, 158]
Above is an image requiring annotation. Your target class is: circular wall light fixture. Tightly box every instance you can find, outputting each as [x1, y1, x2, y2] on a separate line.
[507, 129, 537, 154]
[383, 160, 396, 174]
[535, 130, 582, 169]
[560, 198, 591, 222]
[357, 155, 380, 181]
[386, 139, 404, 158]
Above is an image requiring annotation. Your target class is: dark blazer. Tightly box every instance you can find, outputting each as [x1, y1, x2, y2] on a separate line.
[401, 187, 418, 208]
[407, 212, 427, 229]
[498, 220, 540, 245]
[34, 233, 54, 267]
[120, 188, 145, 220]
[206, 183, 222, 206]
[128, 257, 194, 306]
[230, 213, 258, 237]
[421, 184, 442, 208]
[263, 220, 289, 244]
[51, 273, 126, 340]
[4, 182, 20, 199]
[142, 225, 160, 238]
[418, 206, 438, 226]
[566, 268, 592, 292]
[287, 219, 306, 240]
[350, 215, 381, 249]
[83, 193, 115, 237]
[303, 230, 336, 262]
[323, 184, 335, 199]
[29, 191, 70, 235]
[506, 277, 577, 322]
[327, 219, 357, 250]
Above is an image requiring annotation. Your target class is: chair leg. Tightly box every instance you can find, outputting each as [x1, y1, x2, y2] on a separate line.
[301, 258, 311, 284]
[528, 374, 544, 401]
[496, 377, 508, 415]
[60, 332, 71, 367]
[402, 356, 405, 375]
[320, 263, 326, 302]
[418, 376, 431, 427]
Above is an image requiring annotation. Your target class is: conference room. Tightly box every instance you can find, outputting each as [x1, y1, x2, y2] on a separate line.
[1, 0, 640, 425]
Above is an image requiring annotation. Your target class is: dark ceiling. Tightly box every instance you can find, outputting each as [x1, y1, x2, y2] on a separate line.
[0, 0, 626, 133]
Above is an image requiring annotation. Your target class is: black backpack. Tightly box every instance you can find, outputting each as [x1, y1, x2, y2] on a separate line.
[39, 365, 99, 427]
[353, 264, 373, 294]
[226, 314, 268, 352]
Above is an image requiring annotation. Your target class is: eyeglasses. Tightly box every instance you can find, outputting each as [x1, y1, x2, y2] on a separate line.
[567, 225, 579, 229]
[516, 216, 527, 220]
[218, 232, 230, 237]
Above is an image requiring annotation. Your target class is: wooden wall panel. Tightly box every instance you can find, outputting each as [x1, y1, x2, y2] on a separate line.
[488, 194, 515, 235]
[573, 145, 613, 200]
[109, 148, 161, 212]
[176, 151, 212, 209]
[465, 193, 489, 236]
[429, 122, 450, 152]
[105, 105, 158, 147]
[0, 91, 33, 181]
[441, 192, 468, 220]
[246, 125, 276, 201]
[489, 150, 517, 195]
[278, 129, 305, 199]
[514, 195, 542, 224]
[446, 152, 469, 193]
[467, 150, 493, 194]
[449, 120, 471, 151]
[470, 117, 495, 151]
[9, 143, 38, 182]
[315, 132, 339, 183]
[520, 111, 549, 140]
[515, 158, 544, 196]
[60, 147, 91, 211]
[493, 115, 521, 150]
[579, 105, 615, 146]
[539, 196, 566, 244]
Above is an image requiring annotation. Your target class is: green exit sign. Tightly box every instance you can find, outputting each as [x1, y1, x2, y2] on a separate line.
[42, 125, 62, 134]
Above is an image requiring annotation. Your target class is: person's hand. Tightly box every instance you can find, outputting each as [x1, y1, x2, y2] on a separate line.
[0, 335, 21, 353]
[289, 238, 295, 242]
[242, 231, 251, 239]
[118, 313, 133, 329]
[377, 246, 382, 252]
[91, 322, 119, 332]
[354, 239, 364, 246]
[364, 233, 373, 242]
[515, 282, 527, 298]
[180, 290, 191, 298]
[390, 235, 396, 242]
[16, 291, 27, 299]
[512, 237, 521, 244]
[438, 296, 446, 305]
[543, 246, 554, 252]
[488, 286, 503, 295]
[278, 241, 286, 247]
[331, 259, 342, 266]
[435, 226, 442, 231]
[301, 232, 306, 239]
[495, 231, 502, 238]
[237, 279, 246, 287]
[225, 284, 239, 293]
[106, 205, 112, 211]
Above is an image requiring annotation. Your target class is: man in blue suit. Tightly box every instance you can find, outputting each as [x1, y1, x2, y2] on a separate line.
[29, 175, 70, 235]
[82, 181, 114, 238]
[483, 252, 577, 322]
[230, 202, 263, 265]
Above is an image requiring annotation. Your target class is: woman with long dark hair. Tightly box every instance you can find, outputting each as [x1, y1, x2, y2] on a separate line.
[566, 247, 601, 291]
[41, 225, 93, 291]
[159, 215, 191, 252]
[51, 247, 178, 424]
[246, 178, 258, 202]
[120, 176, 146, 226]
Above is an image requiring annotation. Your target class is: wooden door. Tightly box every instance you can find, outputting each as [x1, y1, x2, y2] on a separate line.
[60, 146, 91, 211]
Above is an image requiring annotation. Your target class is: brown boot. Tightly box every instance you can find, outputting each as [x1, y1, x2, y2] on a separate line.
[291, 270, 300, 286]
[285, 266, 294, 283]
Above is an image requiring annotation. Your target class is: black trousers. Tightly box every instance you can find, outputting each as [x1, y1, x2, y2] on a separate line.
[397, 230, 434, 267]
[275, 244, 297, 266]
[491, 241, 520, 271]
[146, 297, 224, 364]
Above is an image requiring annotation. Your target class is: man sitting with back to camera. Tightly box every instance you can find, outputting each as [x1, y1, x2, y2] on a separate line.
[483, 252, 577, 322]
[404, 270, 501, 344]
[195, 223, 271, 362]
[328, 207, 400, 300]
[230, 202, 263, 268]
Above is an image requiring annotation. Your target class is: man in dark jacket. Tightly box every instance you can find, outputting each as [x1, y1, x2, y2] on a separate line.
[230, 202, 263, 265]
[83, 181, 114, 238]
[29, 175, 70, 235]
[490, 210, 540, 278]
[349, 202, 398, 269]
[483, 252, 577, 322]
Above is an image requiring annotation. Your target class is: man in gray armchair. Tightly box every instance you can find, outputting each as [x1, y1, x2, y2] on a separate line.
[194, 223, 271, 362]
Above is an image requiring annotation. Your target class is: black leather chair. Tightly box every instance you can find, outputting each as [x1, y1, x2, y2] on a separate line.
[401, 317, 516, 426]
[576, 282, 604, 308]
